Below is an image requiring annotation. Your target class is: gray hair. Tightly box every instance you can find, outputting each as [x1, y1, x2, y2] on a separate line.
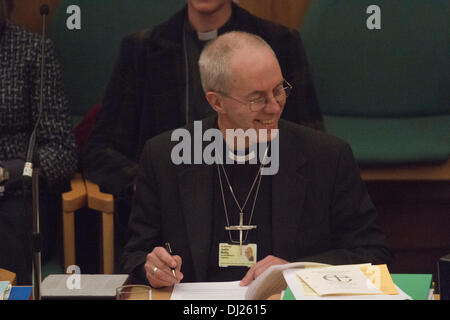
[198, 31, 276, 94]
[0, 0, 13, 25]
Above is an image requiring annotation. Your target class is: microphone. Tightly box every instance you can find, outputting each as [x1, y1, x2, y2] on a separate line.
[40, 4, 49, 16]
[23, 4, 50, 180]
[23, 4, 50, 301]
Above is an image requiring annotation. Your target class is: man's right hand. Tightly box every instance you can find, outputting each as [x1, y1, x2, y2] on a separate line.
[144, 246, 183, 288]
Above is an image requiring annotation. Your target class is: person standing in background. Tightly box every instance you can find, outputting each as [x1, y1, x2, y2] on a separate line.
[0, 0, 77, 284]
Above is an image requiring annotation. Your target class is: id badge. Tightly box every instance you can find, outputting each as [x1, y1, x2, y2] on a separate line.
[218, 243, 257, 267]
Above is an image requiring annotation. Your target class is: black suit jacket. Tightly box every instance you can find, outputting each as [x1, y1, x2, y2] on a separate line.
[120, 117, 392, 283]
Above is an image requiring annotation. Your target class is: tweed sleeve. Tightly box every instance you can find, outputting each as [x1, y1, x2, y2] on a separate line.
[30, 38, 77, 186]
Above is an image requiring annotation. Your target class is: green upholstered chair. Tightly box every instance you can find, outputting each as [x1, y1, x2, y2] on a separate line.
[300, 0, 449, 175]
[49, 0, 186, 273]
[50, 0, 186, 126]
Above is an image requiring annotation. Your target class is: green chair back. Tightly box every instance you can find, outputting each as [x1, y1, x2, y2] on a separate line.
[301, 0, 450, 164]
[49, 0, 186, 125]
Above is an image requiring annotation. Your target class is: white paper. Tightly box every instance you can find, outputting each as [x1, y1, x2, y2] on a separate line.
[0, 281, 11, 300]
[295, 267, 382, 296]
[171, 281, 247, 300]
[244, 261, 329, 300]
[171, 262, 328, 300]
[283, 269, 412, 300]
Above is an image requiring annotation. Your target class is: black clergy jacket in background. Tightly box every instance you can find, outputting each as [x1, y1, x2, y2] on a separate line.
[120, 116, 393, 283]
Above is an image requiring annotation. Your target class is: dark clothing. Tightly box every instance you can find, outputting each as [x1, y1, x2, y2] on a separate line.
[82, 3, 324, 198]
[0, 22, 77, 190]
[121, 116, 392, 284]
[0, 195, 32, 284]
[184, 19, 215, 121]
[0, 22, 77, 284]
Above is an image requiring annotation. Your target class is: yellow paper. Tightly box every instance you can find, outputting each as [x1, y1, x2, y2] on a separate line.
[298, 277, 320, 296]
[360, 264, 398, 295]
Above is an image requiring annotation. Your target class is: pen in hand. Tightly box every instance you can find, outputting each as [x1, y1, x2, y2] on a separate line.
[164, 242, 177, 278]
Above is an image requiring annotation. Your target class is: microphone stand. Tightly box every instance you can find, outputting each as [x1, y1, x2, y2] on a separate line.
[31, 164, 42, 301]
[23, 4, 50, 300]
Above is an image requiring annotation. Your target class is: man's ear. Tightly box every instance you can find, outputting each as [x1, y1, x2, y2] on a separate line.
[206, 91, 226, 114]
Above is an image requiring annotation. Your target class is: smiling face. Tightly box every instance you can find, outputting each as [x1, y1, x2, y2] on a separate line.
[215, 46, 285, 141]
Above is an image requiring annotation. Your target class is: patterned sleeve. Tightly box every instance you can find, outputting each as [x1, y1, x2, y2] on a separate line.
[29, 37, 78, 187]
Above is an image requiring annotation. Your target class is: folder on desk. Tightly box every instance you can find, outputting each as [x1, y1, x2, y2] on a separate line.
[8, 287, 32, 300]
[390, 274, 433, 300]
[283, 274, 433, 300]
[282, 286, 296, 300]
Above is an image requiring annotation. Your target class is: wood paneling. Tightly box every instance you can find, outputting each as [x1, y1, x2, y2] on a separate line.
[361, 159, 450, 181]
[236, 0, 312, 29]
[11, 0, 312, 32]
[11, 0, 60, 33]
[367, 181, 450, 284]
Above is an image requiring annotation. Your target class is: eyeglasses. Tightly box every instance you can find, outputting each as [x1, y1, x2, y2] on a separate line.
[217, 79, 293, 112]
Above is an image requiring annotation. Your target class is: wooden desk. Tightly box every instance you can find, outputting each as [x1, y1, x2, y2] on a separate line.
[152, 286, 173, 300]
[151, 286, 282, 300]
[360, 159, 450, 181]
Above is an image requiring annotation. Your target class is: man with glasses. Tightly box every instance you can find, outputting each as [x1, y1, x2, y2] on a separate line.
[121, 32, 392, 288]
[82, 0, 324, 263]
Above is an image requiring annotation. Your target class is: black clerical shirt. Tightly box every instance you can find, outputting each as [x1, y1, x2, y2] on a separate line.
[207, 145, 273, 282]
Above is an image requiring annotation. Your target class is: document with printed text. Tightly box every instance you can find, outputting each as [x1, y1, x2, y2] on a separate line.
[283, 265, 412, 300]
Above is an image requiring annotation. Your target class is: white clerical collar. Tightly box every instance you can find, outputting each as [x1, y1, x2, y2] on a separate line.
[197, 29, 218, 41]
[227, 150, 257, 163]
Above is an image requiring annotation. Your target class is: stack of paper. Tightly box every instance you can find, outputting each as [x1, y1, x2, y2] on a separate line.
[0, 281, 11, 300]
[171, 262, 329, 300]
[171, 281, 247, 300]
[170, 262, 413, 300]
[283, 264, 412, 300]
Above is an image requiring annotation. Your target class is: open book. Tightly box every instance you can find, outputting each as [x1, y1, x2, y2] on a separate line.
[245, 261, 328, 299]
[171, 262, 327, 300]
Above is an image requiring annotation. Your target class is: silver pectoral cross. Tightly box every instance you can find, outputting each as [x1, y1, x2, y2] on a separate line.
[225, 212, 257, 254]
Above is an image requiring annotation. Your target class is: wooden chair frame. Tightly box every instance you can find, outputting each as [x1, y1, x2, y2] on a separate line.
[62, 174, 114, 274]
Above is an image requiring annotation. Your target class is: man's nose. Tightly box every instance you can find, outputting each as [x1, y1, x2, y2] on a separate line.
[263, 95, 282, 113]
